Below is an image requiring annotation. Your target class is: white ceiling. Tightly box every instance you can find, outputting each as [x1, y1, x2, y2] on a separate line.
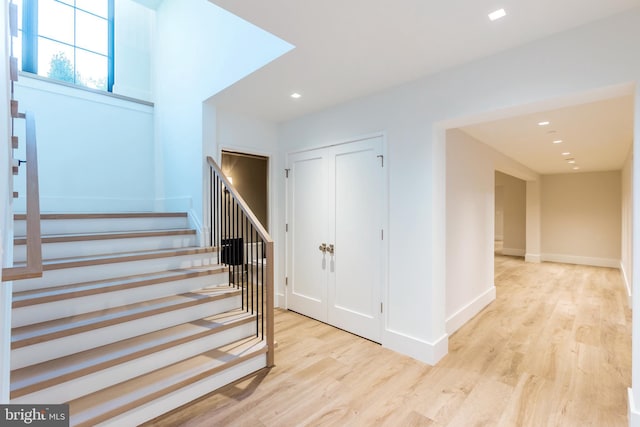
[461, 94, 635, 175]
[208, 0, 639, 174]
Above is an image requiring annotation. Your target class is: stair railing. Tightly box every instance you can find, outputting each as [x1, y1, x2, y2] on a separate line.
[2, 0, 42, 282]
[206, 156, 274, 367]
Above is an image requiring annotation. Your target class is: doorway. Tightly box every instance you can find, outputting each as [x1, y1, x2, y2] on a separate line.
[494, 171, 526, 258]
[285, 136, 385, 342]
[221, 151, 269, 231]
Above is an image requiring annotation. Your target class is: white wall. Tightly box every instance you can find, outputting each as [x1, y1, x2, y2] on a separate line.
[14, 76, 155, 212]
[541, 171, 622, 267]
[445, 129, 496, 334]
[622, 149, 633, 302]
[496, 171, 526, 256]
[113, 0, 155, 101]
[275, 9, 640, 365]
[154, 0, 292, 222]
[1, 0, 12, 403]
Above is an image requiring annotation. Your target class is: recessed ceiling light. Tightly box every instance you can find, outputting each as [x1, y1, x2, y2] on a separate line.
[291, 93, 302, 99]
[567, 159, 576, 164]
[553, 140, 563, 144]
[488, 8, 507, 21]
[573, 166, 580, 170]
[562, 152, 571, 156]
[538, 121, 550, 126]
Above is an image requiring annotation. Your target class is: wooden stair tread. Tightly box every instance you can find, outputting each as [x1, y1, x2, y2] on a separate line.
[14, 229, 196, 245]
[34, 246, 219, 271]
[11, 309, 254, 398]
[14, 212, 188, 220]
[12, 286, 241, 348]
[69, 337, 267, 427]
[13, 266, 228, 308]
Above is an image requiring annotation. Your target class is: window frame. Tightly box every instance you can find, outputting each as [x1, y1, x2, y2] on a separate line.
[20, 0, 115, 92]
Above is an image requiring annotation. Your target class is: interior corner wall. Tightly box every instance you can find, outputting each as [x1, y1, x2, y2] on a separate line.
[445, 129, 495, 334]
[495, 171, 526, 256]
[622, 147, 633, 302]
[154, 0, 292, 223]
[541, 171, 622, 267]
[277, 9, 640, 365]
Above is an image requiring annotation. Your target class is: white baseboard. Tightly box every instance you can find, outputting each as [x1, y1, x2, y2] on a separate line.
[276, 292, 285, 308]
[629, 388, 640, 427]
[446, 286, 496, 335]
[525, 253, 541, 263]
[502, 247, 525, 257]
[382, 329, 448, 366]
[541, 253, 620, 268]
[621, 262, 632, 309]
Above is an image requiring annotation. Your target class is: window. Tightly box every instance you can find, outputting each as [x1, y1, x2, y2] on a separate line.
[17, 0, 114, 91]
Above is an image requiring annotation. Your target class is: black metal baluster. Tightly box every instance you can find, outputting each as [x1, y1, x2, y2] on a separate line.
[254, 226, 258, 335]
[209, 166, 216, 246]
[225, 183, 231, 286]
[243, 214, 247, 311]
[261, 239, 265, 339]
[247, 223, 254, 316]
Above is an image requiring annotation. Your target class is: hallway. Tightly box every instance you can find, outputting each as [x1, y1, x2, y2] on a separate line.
[149, 256, 631, 426]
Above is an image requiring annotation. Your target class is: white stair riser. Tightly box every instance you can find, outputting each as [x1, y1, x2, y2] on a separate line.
[11, 321, 257, 404]
[12, 275, 229, 328]
[11, 295, 241, 370]
[14, 217, 190, 237]
[14, 234, 197, 263]
[96, 353, 267, 427]
[13, 252, 219, 292]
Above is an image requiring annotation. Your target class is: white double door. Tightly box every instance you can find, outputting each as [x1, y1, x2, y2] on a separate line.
[286, 136, 384, 342]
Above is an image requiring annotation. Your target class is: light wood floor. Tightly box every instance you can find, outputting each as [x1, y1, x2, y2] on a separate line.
[147, 255, 631, 426]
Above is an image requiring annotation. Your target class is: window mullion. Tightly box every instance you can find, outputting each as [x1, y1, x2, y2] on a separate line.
[107, 0, 114, 92]
[22, 0, 38, 74]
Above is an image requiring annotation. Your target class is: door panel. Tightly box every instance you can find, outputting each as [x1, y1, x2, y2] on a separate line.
[286, 152, 328, 321]
[329, 139, 382, 342]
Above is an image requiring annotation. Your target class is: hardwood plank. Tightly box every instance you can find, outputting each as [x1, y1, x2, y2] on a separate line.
[14, 212, 188, 220]
[147, 256, 631, 427]
[41, 246, 218, 271]
[13, 229, 196, 246]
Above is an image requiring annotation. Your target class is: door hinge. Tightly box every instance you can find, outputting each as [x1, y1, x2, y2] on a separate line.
[286, 223, 289, 232]
[285, 168, 290, 178]
[380, 302, 383, 313]
[381, 229, 384, 240]
[377, 155, 384, 167]
[286, 276, 289, 286]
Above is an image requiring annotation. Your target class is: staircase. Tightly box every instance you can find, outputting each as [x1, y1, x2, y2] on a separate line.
[7, 212, 268, 426]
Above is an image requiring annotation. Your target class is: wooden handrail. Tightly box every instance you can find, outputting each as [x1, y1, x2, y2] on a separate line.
[206, 156, 271, 243]
[206, 156, 274, 367]
[2, 111, 42, 281]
